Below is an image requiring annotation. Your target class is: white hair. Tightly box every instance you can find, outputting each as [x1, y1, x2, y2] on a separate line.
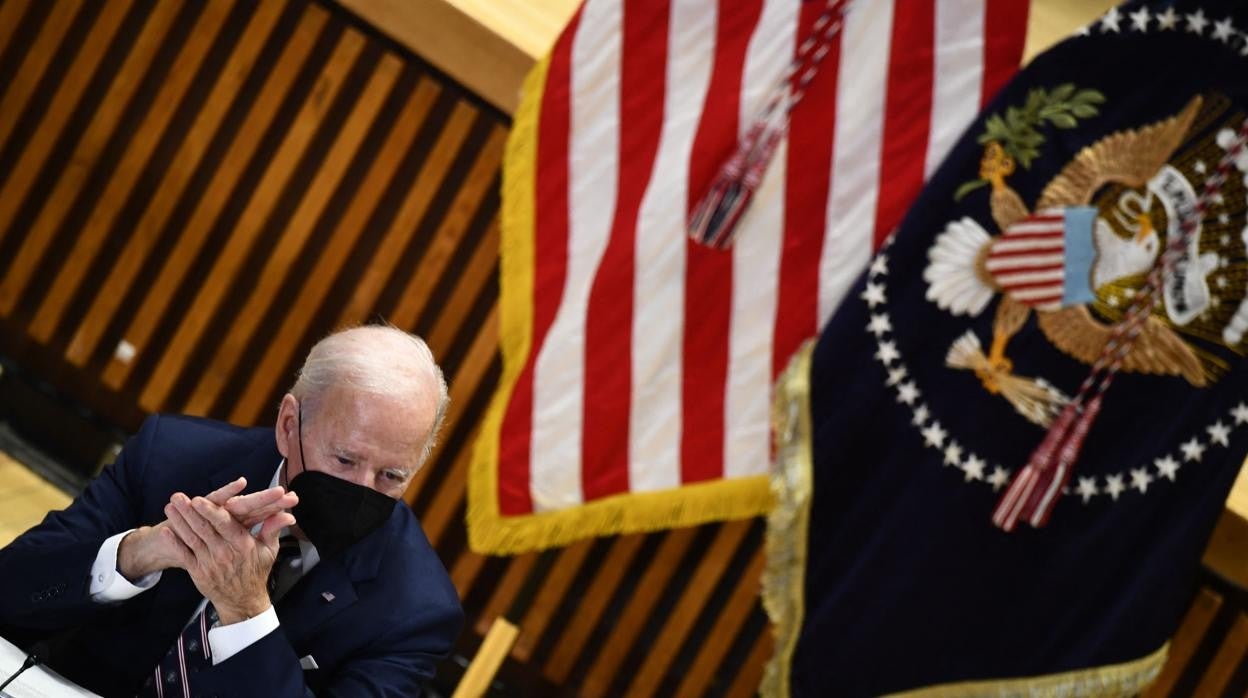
[291, 325, 450, 464]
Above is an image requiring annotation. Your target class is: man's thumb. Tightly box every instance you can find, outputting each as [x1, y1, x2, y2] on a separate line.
[258, 512, 294, 545]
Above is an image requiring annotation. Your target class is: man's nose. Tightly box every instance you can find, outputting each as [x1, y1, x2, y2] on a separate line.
[348, 469, 373, 489]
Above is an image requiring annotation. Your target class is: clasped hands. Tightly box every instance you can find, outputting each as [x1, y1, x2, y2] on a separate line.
[118, 478, 298, 626]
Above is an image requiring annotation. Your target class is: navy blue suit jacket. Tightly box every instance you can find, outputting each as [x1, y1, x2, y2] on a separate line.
[0, 415, 463, 697]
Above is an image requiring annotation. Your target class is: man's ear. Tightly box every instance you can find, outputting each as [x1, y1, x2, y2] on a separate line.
[275, 393, 299, 459]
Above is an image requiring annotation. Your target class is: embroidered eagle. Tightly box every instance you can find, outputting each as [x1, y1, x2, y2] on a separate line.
[922, 96, 1248, 426]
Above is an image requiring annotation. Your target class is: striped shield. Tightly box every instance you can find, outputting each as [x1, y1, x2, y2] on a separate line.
[985, 206, 1097, 311]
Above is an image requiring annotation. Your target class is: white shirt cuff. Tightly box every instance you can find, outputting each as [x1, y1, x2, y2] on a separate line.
[90, 530, 161, 602]
[208, 606, 279, 664]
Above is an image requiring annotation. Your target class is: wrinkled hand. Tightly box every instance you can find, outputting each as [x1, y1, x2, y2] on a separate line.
[164, 493, 295, 625]
[221, 482, 299, 528]
[117, 478, 297, 580]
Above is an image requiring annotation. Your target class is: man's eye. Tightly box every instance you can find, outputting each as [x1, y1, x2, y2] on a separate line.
[384, 471, 404, 482]
[336, 457, 354, 466]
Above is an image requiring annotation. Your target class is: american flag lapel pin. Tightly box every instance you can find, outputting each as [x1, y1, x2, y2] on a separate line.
[321, 591, 335, 603]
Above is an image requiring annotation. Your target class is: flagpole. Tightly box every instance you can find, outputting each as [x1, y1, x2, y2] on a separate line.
[452, 617, 519, 698]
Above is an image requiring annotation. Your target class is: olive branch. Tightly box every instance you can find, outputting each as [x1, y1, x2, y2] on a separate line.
[954, 83, 1106, 200]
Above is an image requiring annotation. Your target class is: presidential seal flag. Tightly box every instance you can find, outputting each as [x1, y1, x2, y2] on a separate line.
[466, 0, 1031, 554]
[765, 0, 1248, 695]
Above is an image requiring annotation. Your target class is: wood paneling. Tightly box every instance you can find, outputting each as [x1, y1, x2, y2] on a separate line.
[1203, 465, 1248, 589]
[542, 533, 647, 684]
[1193, 612, 1248, 697]
[26, 0, 235, 344]
[333, 0, 568, 114]
[0, 0, 80, 151]
[581, 526, 701, 697]
[62, 0, 292, 367]
[512, 538, 592, 662]
[1145, 582, 1248, 698]
[1147, 588, 1225, 697]
[1, 3, 1244, 698]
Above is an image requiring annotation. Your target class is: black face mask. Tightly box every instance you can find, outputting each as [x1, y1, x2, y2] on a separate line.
[286, 405, 396, 560]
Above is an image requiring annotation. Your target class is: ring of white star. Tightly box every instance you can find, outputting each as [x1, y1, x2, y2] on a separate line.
[862, 237, 1248, 504]
[1082, 5, 1248, 59]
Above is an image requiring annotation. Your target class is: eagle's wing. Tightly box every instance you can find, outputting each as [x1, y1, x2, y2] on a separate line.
[1036, 96, 1202, 209]
[1037, 306, 1206, 386]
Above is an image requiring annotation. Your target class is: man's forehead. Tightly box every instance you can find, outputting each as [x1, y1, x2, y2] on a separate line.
[319, 382, 433, 414]
[314, 387, 415, 419]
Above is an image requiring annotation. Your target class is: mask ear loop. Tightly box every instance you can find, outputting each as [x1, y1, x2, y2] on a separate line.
[288, 400, 309, 491]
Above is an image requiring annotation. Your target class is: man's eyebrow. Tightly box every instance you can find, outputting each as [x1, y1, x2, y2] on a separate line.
[331, 447, 364, 460]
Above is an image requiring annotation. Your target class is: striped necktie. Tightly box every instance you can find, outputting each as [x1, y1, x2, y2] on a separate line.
[139, 603, 218, 698]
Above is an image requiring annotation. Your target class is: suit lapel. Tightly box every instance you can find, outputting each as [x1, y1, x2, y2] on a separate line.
[275, 558, 359, 647]
[273, 503, 401, 648]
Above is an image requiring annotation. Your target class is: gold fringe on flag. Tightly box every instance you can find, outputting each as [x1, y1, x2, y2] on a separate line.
[760, 341, 815, 698]
[882, 644, 1168, 698]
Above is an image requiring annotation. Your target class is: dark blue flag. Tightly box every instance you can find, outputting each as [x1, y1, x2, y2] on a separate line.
[765, 1, 1248, 695]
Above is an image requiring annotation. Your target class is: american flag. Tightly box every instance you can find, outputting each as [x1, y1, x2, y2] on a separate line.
[469, 0, 1030, 554]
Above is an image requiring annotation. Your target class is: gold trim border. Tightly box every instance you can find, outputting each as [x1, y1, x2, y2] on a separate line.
[761, 340, 815, 698]
[883, 643, 1169, 698]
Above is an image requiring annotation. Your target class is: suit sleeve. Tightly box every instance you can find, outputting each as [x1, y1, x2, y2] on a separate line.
[0, 415, 160, 631]
[193, 594, 463, 697]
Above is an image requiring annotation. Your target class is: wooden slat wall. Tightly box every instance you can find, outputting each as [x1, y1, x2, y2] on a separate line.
[1, 3, 1244, 697]
[1145, 580, 1248, 698]
[0, 1, 773, 695]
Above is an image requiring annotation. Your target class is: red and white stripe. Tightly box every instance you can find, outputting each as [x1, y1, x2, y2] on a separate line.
[200, 611, 210, 660]
[176, 635, 190, 697]
[985, 208, 1066, 310]
[498, 0, 1030, 515]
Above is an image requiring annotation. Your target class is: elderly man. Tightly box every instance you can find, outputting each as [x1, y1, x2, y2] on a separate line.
[0, 326, 463, 697]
